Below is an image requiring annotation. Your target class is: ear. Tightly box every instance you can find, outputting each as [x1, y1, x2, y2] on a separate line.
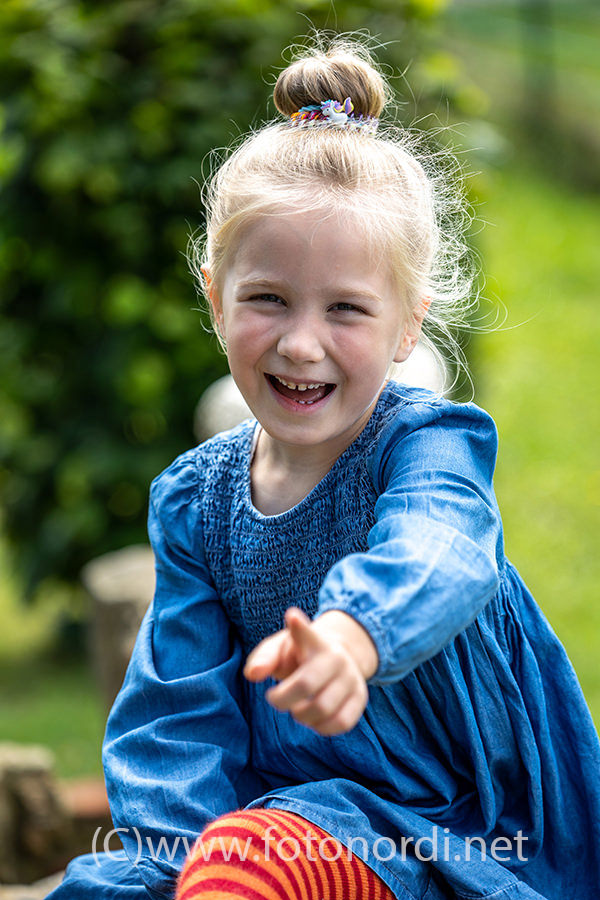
[393, 295, 431, 363]
[201, 266, 224, 333]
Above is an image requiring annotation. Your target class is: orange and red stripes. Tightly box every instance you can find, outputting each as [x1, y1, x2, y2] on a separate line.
[176, 808, 395, 900]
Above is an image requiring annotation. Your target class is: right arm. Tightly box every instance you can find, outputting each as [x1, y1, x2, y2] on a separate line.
[102, 452, 265, 899]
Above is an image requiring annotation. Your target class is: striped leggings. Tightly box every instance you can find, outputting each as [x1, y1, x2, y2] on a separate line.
[176, 808, 396, 900]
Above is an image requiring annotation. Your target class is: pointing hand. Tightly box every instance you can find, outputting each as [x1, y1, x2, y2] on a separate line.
[244, 607, 376, 736]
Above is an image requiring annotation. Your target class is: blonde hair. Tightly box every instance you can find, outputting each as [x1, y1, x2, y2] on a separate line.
[190, 35, 478, 393]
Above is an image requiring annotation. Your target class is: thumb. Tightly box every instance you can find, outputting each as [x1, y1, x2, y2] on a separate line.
[284, 607, 323, 656]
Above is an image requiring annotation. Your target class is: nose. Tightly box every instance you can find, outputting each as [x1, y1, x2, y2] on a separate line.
[276, 313, 326, 364]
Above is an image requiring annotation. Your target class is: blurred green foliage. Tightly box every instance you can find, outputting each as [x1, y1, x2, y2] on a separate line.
[0, 0, 472, 601]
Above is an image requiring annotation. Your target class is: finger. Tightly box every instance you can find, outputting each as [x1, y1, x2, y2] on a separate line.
[266, 650, 340, 710]
[284, 607, 326, 656]
[310, 690, 368, 737]
[270, 634, 300, 681]
[244, 632, 286, 681]
[290, 674, 355, 727]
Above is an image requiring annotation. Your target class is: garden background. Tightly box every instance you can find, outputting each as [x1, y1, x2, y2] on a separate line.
[1, 0, 599, 778]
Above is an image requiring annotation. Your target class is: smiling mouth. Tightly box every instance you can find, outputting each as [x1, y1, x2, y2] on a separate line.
[266, 374, 336, 405]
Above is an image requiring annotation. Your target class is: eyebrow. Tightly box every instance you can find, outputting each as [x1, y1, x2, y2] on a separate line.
[331, 288, 382, 304]
[236, 278, 284, 291]
[236, 279, 382, 304]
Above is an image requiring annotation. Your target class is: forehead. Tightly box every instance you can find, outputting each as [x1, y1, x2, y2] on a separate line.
[225, 208, 391, 290]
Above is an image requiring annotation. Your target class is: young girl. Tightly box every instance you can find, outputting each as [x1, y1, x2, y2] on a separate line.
[49, 38, 600, 900]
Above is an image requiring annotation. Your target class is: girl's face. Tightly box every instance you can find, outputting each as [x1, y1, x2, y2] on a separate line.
[210, 208, 424, 464]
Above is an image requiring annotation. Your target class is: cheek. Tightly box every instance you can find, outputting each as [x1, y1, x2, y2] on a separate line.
[225, 313, 270, 351]
[224, 314, 279, 383]
[336, 324, 402, 369]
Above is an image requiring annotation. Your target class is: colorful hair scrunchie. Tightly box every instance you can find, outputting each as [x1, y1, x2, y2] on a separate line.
[288, 97, 379, 134]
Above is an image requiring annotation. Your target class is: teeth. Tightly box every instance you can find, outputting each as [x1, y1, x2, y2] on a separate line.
[274, 375, 326, 391]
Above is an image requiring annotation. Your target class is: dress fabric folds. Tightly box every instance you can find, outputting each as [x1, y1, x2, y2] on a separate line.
[48, 381, 600, 900]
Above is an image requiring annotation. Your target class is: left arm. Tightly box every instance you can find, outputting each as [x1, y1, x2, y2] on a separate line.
[315, 402, 502, 685]
[246, 402, 502, 729]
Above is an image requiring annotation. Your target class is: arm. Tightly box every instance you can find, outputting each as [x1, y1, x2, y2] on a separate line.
[102, 452, 265, 899]
[314, 401, 503, 686]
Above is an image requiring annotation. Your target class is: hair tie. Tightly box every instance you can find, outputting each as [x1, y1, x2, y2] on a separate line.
[288, 98, 379, 134]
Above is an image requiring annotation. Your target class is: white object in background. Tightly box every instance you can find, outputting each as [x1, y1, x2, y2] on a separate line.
[194, 374, 253, 442]
[194, 340, 446, 442]
[390, 340, 447, 395]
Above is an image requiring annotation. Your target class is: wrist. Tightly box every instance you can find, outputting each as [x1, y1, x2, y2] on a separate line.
[313, 610, 379, 681]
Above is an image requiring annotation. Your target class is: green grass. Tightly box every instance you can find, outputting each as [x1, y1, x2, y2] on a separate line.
[0, 545, 106, 777]
[0, 652, 106, 778]
[472, 162, 600, 725]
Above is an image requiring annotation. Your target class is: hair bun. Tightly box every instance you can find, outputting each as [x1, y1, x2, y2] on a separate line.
[273, 43, 387, 120]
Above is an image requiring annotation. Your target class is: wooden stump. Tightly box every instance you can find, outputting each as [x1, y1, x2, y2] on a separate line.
[81, 545, 155, 710]
[0, 744, 69, 885]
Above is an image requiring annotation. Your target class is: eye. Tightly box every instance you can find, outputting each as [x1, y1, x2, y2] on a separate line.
[251, 293, 284, 304]
[330, 302, 364, 313]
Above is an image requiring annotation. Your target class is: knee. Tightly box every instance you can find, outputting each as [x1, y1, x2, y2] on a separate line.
[175, 807, 394, 900]
[176, 809, 293, 900]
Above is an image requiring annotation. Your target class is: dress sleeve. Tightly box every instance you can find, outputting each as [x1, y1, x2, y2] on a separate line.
[314, 401, 503, 686]
[102, 450, 264, 900]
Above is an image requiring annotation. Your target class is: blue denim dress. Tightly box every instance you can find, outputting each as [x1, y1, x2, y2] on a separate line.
[49, 381, 600, 900]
